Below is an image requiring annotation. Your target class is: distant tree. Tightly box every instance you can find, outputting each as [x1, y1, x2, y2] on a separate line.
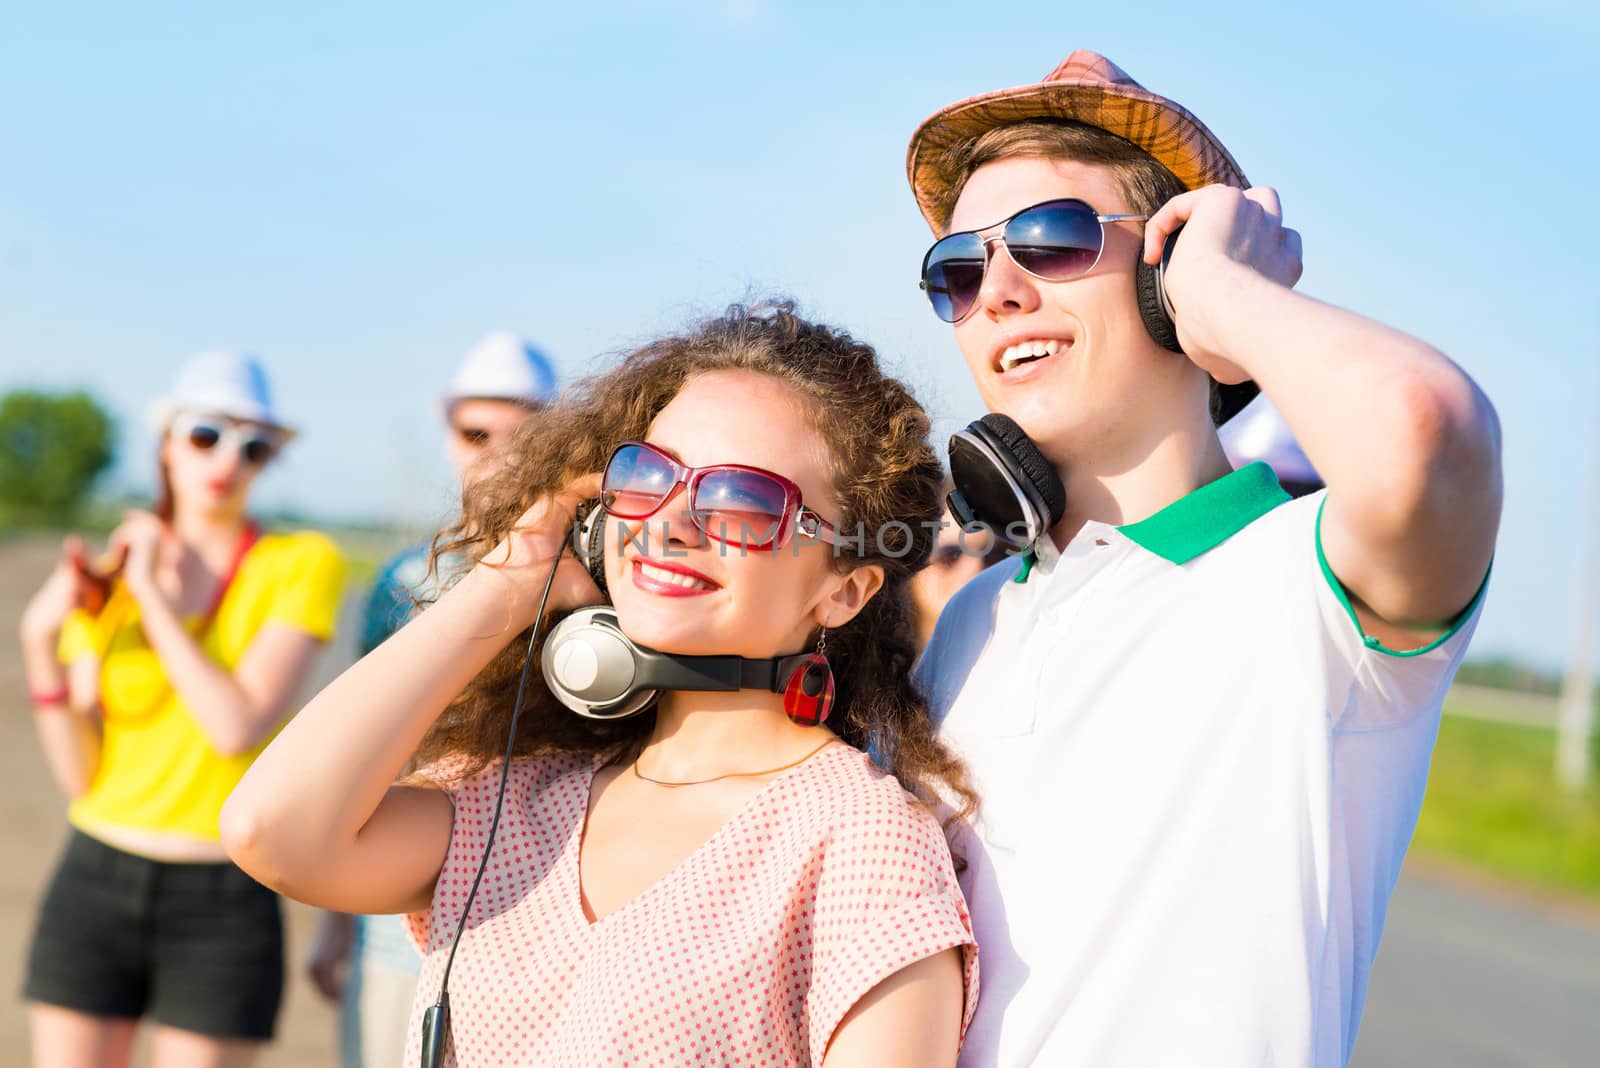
[0, 389, 116, 523]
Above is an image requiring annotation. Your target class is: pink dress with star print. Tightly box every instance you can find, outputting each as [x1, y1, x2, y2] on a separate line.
[403, 743, 978, 1067]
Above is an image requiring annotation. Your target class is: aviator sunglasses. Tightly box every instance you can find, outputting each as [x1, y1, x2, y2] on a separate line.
[601, 440, 841, 551]
[172, 413, 281, 466]
[920, 197, 1148, 324]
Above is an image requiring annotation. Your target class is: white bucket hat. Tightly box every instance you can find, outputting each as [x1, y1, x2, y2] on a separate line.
[148, 349, 296, 440]
[442, 332, 558, 417]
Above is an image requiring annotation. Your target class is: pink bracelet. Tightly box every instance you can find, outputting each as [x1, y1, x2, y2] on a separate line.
[28, 686, 70, 707]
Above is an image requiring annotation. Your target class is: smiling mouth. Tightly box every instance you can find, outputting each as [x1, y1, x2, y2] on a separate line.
[996, 338, 1067, 374]
[632, 559, 719, 594]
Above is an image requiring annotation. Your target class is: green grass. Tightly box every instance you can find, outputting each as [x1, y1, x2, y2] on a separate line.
[332, 538, 389, 592]
[1413, 712, 1600, 900]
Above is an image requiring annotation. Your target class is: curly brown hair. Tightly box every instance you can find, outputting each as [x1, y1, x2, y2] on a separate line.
[412, 300, 976, 828]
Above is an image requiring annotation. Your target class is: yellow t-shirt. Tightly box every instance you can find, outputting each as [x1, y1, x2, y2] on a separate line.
[57, 530, 346, 842]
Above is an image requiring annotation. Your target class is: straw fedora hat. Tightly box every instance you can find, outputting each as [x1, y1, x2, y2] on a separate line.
[907, 48, 1248, 232]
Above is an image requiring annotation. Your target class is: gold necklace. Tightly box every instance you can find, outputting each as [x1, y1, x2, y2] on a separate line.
[631, 738, 836, 788]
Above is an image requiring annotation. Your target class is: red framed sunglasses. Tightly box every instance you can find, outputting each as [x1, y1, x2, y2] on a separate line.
[600, 441, 841, 551]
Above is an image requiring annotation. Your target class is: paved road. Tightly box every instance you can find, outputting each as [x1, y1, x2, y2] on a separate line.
[1355, 869, 1600, 1067]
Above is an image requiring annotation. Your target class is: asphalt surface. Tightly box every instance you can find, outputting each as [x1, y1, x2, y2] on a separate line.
[1355, 869, 1600, 1067]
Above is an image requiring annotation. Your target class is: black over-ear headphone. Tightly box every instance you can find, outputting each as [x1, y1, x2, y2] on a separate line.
[1135, 227, 1260, 423]
[1135, 229, 1184, 354]
[946, 413, 1065, 552]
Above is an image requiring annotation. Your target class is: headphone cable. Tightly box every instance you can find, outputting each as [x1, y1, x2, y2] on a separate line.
[419, 544, 565, 1068]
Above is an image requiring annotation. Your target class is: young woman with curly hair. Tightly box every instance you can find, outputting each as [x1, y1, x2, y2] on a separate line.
[223, 303, 980, 1067]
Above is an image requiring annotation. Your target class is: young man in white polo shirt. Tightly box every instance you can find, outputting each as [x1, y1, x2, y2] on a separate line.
[908, 51, 1500, 1067]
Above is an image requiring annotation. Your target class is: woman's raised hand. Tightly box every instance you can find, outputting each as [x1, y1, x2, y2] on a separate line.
[480, 472, 607, 627]
[107, 509, 178, 608]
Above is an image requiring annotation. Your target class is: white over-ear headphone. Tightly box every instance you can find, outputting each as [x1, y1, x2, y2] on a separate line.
[542, 605, 820, 720]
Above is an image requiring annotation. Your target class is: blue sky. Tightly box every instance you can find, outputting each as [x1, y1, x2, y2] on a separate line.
[1, 1, 1596, 670]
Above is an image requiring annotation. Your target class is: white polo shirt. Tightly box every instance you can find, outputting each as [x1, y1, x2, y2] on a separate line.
[917, 463, 1486, 1068]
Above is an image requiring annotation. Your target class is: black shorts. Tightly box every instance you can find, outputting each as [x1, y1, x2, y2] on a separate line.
[22, 828, 284, 1041]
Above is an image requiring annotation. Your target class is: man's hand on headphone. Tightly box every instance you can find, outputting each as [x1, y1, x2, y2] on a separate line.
[1143, 184, 1304, 383]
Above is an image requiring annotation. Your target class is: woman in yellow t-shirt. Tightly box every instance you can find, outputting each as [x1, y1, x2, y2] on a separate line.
[18, 350, 346, 1068]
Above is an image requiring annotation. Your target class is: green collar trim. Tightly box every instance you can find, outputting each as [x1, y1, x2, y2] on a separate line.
[1117, 462, 1290, 564]
[1012, 547, 1036, 584]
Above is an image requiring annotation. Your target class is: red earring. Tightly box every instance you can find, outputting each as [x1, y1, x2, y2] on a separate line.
[783, 627, 835, 727]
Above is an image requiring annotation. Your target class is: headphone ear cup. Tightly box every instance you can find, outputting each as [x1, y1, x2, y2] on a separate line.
[1133, 228, 1263, 426]
[575, 501, 608, 595]
[541, 606, 654, 719]
[1212, 380, 1262, 426]
[1135, 236, 1183, 354]
[948, 412, 1067, 550]
[974, 414, 1066, 529]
